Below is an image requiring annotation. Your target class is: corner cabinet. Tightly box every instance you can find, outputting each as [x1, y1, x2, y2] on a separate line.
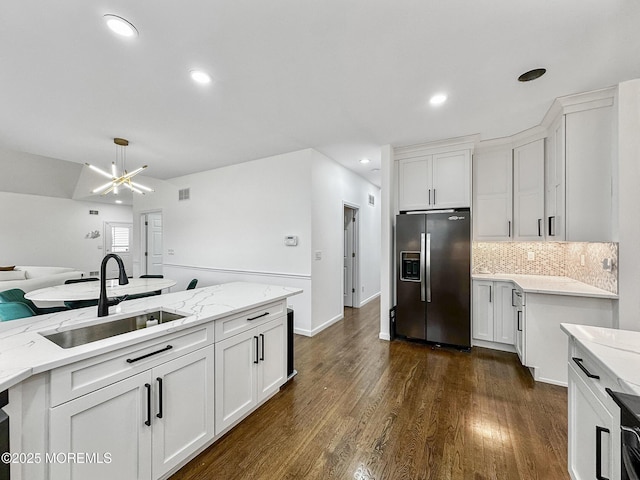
[472, 280, 516, 347]
[397, 149, 471, 211]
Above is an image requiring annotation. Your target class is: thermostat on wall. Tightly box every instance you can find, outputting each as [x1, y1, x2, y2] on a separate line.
[284, 235, 298, 246]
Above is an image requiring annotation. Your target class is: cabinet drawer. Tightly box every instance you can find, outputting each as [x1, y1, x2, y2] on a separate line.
[569, 338, 619, 408]
[214, 300, 285, 342]
[50, 323, 214, 406]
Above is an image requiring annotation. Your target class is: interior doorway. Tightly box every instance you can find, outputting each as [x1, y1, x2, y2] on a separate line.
[343, 204, 359, 308]
[141, 211, 163, 276]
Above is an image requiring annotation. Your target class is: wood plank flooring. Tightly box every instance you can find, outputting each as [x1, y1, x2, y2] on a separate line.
[171, 299, 569, 480]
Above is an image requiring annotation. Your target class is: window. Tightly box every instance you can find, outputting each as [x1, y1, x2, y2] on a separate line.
[111, 226, 130, 253]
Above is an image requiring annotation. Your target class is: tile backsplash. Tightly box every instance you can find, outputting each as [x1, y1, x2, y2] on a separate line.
[472, 242, 618, 294]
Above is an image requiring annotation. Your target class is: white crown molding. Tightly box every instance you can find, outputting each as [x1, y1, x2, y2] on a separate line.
[394, 133, 480, 160]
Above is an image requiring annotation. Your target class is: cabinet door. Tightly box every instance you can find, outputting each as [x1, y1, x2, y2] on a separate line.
[494, 283, 515, 345]
[565, 106, 613, 242]
[545, 116, 565, 240]
[431, 150, 471, 209]
[515, 308, 525, 365]
[152, 345, 215, 478]
[214, 329, 258, 435]
[49, 372, 152, 480]
[513, 139, 545, 241]
[398, 156, 431, 211]
[568, 367, 613, 480]
[256, 316, 287, 402]
[473, 147, 513, 240]
[472, 281, 494, 342]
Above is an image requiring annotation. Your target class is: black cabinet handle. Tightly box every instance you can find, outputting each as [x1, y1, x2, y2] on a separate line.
[517, 310, 522, 331]
[572, 357, 600, 379]
[127, 345, 173, 363]
[489, 285, 492, 303]
[156, 377, 163, 419]
[247, 312, 269, 321]
[259, 333, 265, 361]
[548, 216, 556, 236]
[511, 289, 516, 307]
[254, 336, 259, 364]
[508, 220, 511, 237]
[433, 189, 436, 205]
[596, 425, 610, 480]
[144, 383, 152, 426]
[538, 218, 542, 237]
[428, 189, 431, 205]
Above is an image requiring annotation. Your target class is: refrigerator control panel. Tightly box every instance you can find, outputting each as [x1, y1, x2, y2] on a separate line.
[400, 251, 421, 281]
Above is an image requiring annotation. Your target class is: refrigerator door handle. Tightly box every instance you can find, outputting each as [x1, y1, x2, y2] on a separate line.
[420, 233, 426, 302]
[426, 233, 431, 303]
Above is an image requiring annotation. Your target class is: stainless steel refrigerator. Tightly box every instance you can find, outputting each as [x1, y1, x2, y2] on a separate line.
[395, 209, 471, 348]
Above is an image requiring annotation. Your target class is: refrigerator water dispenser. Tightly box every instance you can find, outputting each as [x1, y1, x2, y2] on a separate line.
[400, 252, 421, 281]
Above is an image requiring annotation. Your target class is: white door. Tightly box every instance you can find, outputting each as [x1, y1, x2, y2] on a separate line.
[256, 316, 286, 402]
[49, 371, 152, 480]
[152, 346, 215, 478]
[104, 222, 133, 278]
[343, 207, 356, 308]
[473, 147, 513, 240]
[144, 212, 163, 276]
[431, 150, 471, 208]
[397, 156, 431, 210]
[494, 283, 515, 345]
[214, 328, 258, 435]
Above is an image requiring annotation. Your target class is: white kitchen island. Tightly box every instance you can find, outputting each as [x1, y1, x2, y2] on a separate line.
[0, 282, 301, 480]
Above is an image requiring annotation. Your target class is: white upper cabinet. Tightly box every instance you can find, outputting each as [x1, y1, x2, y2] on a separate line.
[473, 146, 513, 240]
[513, 139, 545, 241]
[545, 116, 566, 240]
[565, 105, 614, 242]
[397, 149, 471, 211]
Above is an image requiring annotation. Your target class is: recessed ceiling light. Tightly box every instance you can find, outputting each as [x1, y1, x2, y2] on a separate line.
[190, 70, 212, 84]
[429, 93, 448, 106]
[518, 68, 546, 82]
[104, 14, 138, 38]
[115, 200, 123, 204]
[360, 158, 370, 164]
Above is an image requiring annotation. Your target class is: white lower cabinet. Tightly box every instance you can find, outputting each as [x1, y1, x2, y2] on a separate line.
[472, 280, 515, 346]
[49, 346, 215, 480]
[215, 315, 286, 435]
[567, 339, 620, 480]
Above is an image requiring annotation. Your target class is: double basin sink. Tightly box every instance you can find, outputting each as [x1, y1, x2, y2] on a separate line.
[42, 310, 186, 349]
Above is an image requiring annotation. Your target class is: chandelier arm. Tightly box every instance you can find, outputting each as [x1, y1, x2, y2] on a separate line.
[86, 163, 115, 180]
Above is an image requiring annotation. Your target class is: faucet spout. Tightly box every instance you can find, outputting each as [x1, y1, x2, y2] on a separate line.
[97, 254, 129, 317]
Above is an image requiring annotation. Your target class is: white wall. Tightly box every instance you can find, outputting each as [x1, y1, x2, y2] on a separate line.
[133, 150, 315, 333]
[379, 144, 394, 340]
[616, 78, 640, 331]
[0, 191, 132, 274]
[311, 150, 381, 335]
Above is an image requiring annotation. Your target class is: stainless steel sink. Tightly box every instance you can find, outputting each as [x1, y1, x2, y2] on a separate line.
[41, 310, 186, 349]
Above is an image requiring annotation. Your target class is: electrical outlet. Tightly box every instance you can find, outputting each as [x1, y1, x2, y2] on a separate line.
[527, 251, 535, 261]
[580, 254, 585, 266]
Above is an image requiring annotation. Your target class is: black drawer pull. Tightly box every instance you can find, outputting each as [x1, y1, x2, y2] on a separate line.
[156, 377, 163, 419]
[144, 383, 152, 426]
[596, 425, 610, 480]
[247, 312, 269, 321]
[127, 345, 173, 363]
[572, 357, 600, 379]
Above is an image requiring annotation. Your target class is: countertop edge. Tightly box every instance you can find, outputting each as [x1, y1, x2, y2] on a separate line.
[471, 274, 618, 299]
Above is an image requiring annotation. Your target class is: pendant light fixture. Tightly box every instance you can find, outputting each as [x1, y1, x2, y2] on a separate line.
[86, 138, 153, 195]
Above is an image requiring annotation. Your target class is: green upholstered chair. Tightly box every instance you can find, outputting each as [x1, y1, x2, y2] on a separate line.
[0, 301, 36, 321]
[0, 288, 67, 315]
[126, 274, 164, 299]
[186, 279, 198, 290]
[63, 278, 99, 310]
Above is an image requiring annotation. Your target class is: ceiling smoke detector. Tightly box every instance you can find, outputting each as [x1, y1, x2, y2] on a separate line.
[518, 68, 547, 82]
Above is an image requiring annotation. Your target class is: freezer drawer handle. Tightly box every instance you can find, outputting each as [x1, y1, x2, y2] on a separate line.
[126, 345, 173, 363]
[596, 425, 610, 480]
[572, 357, 600, 380]
[248, 312, 269, 321]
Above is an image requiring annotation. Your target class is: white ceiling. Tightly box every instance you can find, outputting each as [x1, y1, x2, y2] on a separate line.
[1, 0, 639, 188]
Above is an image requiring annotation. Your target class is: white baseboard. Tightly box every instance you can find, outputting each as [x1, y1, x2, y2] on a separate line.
[359, 292, 380, 307]
[379, 332, 391, 341]
[293, 313, 344, 337]
[472, 339, 516, 353]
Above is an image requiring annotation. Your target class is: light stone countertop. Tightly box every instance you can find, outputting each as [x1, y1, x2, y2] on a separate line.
[561, 323, 640, 396]
[0, 282, 302, 392]
[471, 273, 618, 299]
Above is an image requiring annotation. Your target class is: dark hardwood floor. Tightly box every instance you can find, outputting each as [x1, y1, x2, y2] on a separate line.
[171, 299, 569, 480]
